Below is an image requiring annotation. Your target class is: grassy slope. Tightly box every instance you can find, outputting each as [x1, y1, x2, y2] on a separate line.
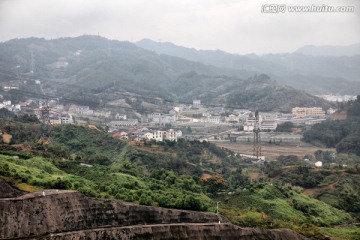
[1, 122, 358, 239]
[324, 227, 360, 240]
[218, 184, 352, 227]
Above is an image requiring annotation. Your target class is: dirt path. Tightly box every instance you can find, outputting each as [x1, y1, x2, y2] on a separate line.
[0, 189, 77, 201]
[303, 172, 345, 196]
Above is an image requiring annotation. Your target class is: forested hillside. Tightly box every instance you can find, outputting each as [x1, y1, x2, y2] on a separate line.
[137, 39, 360, 95]
[303, 96, 360, 156]
[1, 115, 359, 238]
[0, 36, 332, 112]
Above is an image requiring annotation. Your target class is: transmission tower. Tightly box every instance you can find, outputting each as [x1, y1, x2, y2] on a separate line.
[253, 110, 261, 159]
[39, 100, 52, 144]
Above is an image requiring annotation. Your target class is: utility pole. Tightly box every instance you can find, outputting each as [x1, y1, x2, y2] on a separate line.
[253, 110, 261, 159]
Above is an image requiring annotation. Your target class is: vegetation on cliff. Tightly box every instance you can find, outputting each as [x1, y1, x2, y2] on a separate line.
[1, 116, 359, 239]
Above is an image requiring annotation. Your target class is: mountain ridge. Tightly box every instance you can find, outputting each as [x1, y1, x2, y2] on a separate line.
[0, 35, 332, 112]
[136, 39, 360, 95]
[295, 43, 360, 56]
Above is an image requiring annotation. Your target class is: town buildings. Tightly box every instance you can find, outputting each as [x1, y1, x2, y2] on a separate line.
[292, 107, 325, 117]
[144, 129, 182, 142]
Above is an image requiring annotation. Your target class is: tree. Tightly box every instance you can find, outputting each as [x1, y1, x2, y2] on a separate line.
[201, 175, 227, 194]
[275, 121, 294, 132]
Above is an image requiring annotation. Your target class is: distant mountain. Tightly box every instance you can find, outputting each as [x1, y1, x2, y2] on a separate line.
[136, 39, 360, 95]
[295, 43, 360, 57]
[0, 36, 332, 112]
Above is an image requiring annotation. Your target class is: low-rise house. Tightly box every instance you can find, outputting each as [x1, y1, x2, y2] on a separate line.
[226, 114, 240, 123]
[49, 114, 73, 125]
[114, 113, 127, 120]
[315, 161, 323, 167]
[208, 116, 222, 124]
[193, 100, 201, 108]
[148, 113, 176, 125]
[243, 122, 255, 132]
[74, 105, 93, 115]
[61, 115, 73, 124]
[327, 108, 337, 114]
[292, 107, 325, 117]
[144, 129, 182, 142]
[3, 100, 11, 106]
[260, 120, 277, 131]
[109, 119, 139, 127]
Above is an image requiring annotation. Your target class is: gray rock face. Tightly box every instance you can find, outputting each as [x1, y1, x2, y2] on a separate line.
[28, 224, 307, 240]
[0, 179, 23, 198]
[0, 185, 307, 240]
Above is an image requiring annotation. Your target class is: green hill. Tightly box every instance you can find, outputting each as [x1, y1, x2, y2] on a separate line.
[1, 117, 358, 239]
[137, 39, 360, 95]
[303, 96, 360, 156]
[0, 36, 332, 112]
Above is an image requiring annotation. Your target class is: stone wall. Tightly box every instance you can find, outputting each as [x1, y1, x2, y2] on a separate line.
[0, 190, 227, 239]
[0, 183, 306, 240]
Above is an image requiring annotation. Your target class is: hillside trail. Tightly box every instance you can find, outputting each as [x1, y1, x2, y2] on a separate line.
[302, 171, 345, 196]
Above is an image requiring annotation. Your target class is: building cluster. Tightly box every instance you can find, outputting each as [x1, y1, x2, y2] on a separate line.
[69, 105, 111, 118]
[113, 128, 182, 142]
[242, 116, 277, 132]
[0, 100, 21, 112]
[291, 107, 325, 117]
[0, 90, 342, 144]
[316, 95, 357, 102]
[144, 129, 182, 142]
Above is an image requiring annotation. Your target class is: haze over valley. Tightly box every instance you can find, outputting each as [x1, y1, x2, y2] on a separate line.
[1, 1, 360, 239]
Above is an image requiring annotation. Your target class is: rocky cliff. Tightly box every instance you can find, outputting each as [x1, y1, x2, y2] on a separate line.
[0, 178, 23, 198]
[0, 182, 307, 240]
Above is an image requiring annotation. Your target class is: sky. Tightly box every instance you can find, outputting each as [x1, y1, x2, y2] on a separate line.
[0, 0, 359, 54]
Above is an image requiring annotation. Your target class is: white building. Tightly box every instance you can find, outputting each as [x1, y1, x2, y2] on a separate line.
[208, 116, 222, 124]
[292, 107, 325, 117]
[243, 123, 255, 132]
[226, 114, 240, 123]
[148, 113, 176, 125]
[61, 115, 73, 124]
[74, 106, 93, 115]
[193, 100, 201, 108]
[50, 118, 62, 125]
[13, 104, 21, 112]
[115, 113, 127, 120]
[260, 120, 277, 131]
[50, 115, 74, 125]
[315, 161, 323, 167]
[3, 100, 11, 106]
[327, 108, 337, 114]
[109, 119, 139, 127]
[145, 129, 182, 142]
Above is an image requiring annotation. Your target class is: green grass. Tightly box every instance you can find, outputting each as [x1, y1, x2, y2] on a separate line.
[319, 174, 337, 187]
[0, 152, 212, 211]
[218, 184, 353, 227]
[0, 154, 101, 196]
[324, 227, 360, 240]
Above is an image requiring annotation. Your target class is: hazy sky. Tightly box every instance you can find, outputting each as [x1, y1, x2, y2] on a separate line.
[0, 0, 359, 54]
